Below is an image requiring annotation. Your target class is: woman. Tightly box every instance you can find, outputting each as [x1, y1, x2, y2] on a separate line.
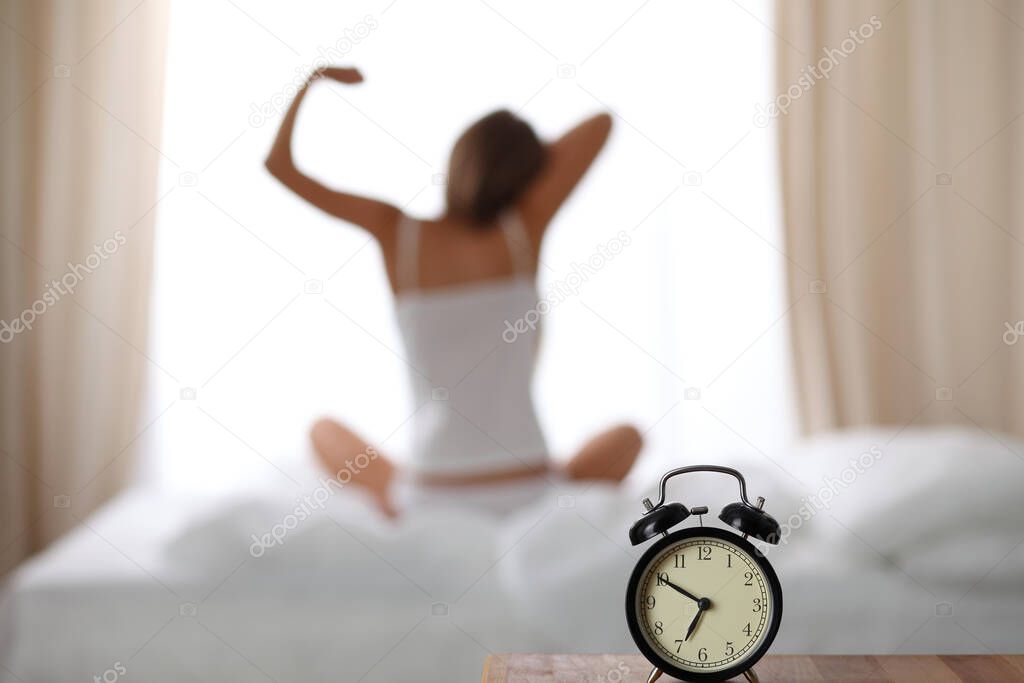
[266, 66, 642, 517]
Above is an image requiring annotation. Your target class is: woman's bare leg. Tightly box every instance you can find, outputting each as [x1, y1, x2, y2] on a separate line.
[310, 418, 398, 518]
[564, 424, 643, 483]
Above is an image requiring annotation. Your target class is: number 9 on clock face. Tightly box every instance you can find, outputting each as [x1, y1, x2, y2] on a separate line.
[625, 527, 783, 682]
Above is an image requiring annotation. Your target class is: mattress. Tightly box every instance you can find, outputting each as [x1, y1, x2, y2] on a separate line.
[1, 427, 1022, 682]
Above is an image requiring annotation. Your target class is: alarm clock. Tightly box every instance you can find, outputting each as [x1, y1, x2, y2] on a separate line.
[625, 465, 783, 683]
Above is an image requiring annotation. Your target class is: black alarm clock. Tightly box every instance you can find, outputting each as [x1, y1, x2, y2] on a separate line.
[625, 466, 783, 683]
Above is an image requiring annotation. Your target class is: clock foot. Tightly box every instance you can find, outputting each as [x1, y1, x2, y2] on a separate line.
[646, 666, 663, 683]
[742, 668, 760, 683]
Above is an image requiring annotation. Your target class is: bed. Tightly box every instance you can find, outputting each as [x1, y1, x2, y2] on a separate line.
[2, 427, 1022, 681]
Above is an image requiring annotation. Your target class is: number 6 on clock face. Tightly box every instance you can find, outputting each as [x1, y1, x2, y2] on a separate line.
[625, 527, 783, 682]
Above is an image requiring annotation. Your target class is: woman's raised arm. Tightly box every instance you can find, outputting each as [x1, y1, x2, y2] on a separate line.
[517, 112, 613, 235]
[265, 67, 400, 246]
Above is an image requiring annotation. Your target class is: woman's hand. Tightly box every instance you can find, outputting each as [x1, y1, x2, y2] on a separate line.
[265, 62, 400, 236]
[312, 66, 363, 85]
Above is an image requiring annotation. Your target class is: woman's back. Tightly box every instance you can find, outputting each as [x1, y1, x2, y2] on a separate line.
[394, 212, 548, 477]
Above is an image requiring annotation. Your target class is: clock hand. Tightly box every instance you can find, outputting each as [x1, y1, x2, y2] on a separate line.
[684, 597, 711, 641]
[684, 608, 704, 641]
[662, 579, 700, 603]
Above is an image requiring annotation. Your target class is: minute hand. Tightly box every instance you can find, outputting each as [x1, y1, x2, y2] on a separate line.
[662, 579, 700, 603]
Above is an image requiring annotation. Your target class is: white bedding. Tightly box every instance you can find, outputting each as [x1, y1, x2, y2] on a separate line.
[2, 427, 1023, 682]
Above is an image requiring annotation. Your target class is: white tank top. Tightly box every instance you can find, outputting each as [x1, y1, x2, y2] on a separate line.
[394, 212, 549, 476]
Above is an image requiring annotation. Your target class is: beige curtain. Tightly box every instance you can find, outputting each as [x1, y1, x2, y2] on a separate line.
[777, 0, 1024, 436]
[0, 0, 169, 575]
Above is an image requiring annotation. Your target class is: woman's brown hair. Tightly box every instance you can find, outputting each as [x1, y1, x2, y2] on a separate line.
[445, 110, 546, 226]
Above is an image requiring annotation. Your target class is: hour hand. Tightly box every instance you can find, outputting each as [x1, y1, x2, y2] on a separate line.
[662, 578, 700, 603]
[684, 608, 705, 641]
[685, 597, 711, 641]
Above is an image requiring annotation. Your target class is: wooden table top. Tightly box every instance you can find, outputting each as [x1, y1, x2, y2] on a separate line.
[481, 654, 1024, 682]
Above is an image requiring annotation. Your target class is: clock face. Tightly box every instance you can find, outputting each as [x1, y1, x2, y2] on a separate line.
[626, 527, 782, 681]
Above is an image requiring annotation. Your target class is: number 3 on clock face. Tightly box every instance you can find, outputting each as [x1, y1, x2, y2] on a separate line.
[625, 527, 783, 682]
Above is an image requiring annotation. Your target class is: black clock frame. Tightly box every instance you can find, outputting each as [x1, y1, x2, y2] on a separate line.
[624, 526, 783, 683]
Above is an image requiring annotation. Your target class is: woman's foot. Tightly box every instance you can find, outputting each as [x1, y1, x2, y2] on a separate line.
[564, 424, 643, 482]
[310, 418, 398, 518]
